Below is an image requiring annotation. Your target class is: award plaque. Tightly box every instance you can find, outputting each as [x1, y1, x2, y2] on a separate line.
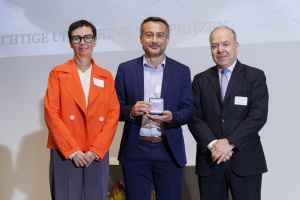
[149, 98, 164, 115]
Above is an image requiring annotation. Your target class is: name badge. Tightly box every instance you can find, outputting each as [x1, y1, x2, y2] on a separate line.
[93, 78, 104, 88]
[234, 96, 248, 106]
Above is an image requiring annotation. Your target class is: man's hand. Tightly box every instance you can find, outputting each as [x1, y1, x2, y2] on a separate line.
[131, 101, 151, 117]
[147, 110, 172, 123]
[210, 139, 234, 164]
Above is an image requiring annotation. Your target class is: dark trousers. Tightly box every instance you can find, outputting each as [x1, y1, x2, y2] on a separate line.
[198, 162, 262, 200]
[122, 139, 184, 200]
[49, 149, 109, 200]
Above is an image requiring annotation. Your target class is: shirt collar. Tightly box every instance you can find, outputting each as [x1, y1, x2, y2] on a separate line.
[218, 59, 237, 73]
[143, 56, 166, 69]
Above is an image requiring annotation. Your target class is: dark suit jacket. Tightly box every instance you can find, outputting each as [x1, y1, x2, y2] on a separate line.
[188, 60, 268, 176]
[115, 56, 193, 167]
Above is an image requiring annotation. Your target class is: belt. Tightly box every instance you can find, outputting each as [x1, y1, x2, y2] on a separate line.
[138, 136, 165, 143]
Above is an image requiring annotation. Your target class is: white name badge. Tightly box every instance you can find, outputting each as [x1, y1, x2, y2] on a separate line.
[234, 96, 248, 106]
[93, 78, 104, 88]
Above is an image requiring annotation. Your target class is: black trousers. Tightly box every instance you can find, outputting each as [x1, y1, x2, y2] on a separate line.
[198, 161, 262, 200]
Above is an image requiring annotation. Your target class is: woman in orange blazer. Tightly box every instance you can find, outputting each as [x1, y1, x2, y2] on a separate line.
[44, 20, 119, 200]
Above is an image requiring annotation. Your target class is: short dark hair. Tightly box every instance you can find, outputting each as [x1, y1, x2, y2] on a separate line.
[68, 20, 97, 43]
[140, 17, 170, 36]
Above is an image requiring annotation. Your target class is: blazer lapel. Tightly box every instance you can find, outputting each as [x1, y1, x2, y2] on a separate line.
[135, 57, 144, 100]
[223, 61, 244, 103]
[88, 61, 107, 106]
[59, 60, 87, 114]
[207, 66, 222, 102]
[161, 57, 173, 98]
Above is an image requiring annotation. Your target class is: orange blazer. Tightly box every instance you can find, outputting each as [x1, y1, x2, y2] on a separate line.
[44, 58, 120, 160]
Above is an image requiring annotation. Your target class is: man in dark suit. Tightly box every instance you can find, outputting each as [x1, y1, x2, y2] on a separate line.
[115, 16, 193, 200]
[188, 26, 269, 200]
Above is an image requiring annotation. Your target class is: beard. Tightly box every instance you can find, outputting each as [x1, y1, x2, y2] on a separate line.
[142, 45, 166, 57]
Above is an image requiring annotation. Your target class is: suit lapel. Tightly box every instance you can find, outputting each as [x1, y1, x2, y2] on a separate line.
[135, 57, 144, 100]
[161, 57, 173, 98]
[207, 66, 222, 102]
[59, 60, 87, 114]
[223, 61, 244, 103]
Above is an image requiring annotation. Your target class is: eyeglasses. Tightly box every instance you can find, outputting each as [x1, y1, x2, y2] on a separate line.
[71, 34, 95, 44]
